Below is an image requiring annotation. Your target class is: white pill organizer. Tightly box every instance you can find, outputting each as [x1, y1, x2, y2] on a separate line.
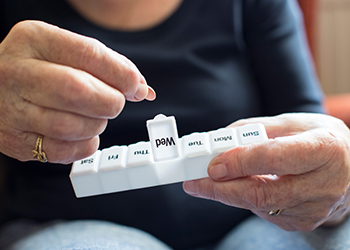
[70, 114, 268, 198]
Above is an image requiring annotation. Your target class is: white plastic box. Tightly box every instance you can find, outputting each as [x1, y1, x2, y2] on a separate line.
[70, 114, 268, 198]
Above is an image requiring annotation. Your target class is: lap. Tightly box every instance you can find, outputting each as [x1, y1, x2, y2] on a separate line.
[0, 219, 171, 250]
[216, 215, 350, 250]
[1, 216, 349, 250]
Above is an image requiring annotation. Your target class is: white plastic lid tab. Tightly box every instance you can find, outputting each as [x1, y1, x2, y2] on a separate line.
[146, 114, 180, 162]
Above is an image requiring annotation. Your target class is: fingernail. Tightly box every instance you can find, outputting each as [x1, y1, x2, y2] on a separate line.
[134, 83, 148, 101]
[146, 86, 156, 101]
[209, 163, 227, 180]
[183, 181, 198, 195]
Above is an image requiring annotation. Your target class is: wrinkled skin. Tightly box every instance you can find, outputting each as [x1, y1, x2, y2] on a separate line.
[1, 21, 349, 233]
[0, 21, 155, 164]
[184, 113, 350, 230]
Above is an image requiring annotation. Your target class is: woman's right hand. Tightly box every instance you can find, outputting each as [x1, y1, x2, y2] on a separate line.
[0, 21, 155, 164]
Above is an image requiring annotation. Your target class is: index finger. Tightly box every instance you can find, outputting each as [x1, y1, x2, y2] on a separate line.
[208, 129, 339, 180]
[10, 21, 152, 102]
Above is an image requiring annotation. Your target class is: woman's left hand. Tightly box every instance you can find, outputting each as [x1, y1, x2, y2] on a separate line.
[183, 113, 350, 231]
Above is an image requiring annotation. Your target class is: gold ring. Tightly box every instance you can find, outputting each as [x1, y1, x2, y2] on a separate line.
[269, 209, 283, 216]
[32, 134, 48, 163]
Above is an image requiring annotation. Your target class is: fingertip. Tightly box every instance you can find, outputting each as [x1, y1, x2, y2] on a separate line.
[146, 86, 156, 101]
[183, 180, 199, 196]
[133, 82, 149, 101]
[130, 84, 156, 102]
[208, 163, 228, 180]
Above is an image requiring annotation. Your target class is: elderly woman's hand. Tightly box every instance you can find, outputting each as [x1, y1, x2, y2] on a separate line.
[0, 21, 155, 164]
[183, 113, 350, 231]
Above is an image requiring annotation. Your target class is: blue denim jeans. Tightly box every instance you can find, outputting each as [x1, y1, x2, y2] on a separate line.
[1, 216, 349, 250]
[215, 216, 350, 250]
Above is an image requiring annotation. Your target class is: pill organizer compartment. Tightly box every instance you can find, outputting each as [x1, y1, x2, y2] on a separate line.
[70, 114, 268, 198]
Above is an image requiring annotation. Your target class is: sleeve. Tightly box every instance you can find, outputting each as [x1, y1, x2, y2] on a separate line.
[243, 0, 324, 115]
